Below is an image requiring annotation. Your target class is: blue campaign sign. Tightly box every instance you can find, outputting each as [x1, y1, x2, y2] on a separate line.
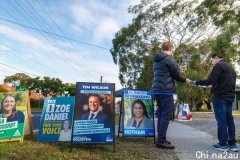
[123, 89, 155, 137]
[72, 82, 115, 144]
[77, 83, 113, 94]
[37, 96, 75, 142]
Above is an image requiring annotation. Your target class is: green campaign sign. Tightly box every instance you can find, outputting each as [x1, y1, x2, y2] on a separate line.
[0, 92, 27, 140]
[16, 86, 26, 92]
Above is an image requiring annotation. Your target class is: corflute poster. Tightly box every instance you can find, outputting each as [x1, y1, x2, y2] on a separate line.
[0, 92, 27, 140]
[123, 89, 155, 137]
[38, 96, 74, 142]
[72, 82, 115, 144]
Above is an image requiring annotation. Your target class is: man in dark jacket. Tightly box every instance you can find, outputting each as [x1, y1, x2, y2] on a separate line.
[152, 41, 191, 149]
[192, 53, 238, 152]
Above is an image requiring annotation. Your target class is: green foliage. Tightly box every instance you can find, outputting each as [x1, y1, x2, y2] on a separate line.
[64, 83, 76, 96]
[194, 0, 240, 64]
[25, 76, 66, 96]
[196, 101, 209, 111]
[111, 0, 203, 88]
[111, 0, 240, 109]
[212, 25, 240, 61]
[195, 0, 236, 27]
[168, 40, 212, 105]
[135, 55, 153, 90]
[41, 77, 64, 97]
[3, 74, 76, 97]
[3, 73, 31, 86]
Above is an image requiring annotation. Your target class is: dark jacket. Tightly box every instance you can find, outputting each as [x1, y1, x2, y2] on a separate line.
[152, 52, 186, 92]
[196, 60, 236, 98]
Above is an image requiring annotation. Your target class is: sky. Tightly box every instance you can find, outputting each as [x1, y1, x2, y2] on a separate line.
[0, 0, 138, 90]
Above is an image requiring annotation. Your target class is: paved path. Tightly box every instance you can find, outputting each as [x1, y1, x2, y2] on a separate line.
[167, 122, 239, 160]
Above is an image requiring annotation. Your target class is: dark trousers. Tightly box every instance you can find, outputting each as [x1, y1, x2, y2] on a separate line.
[155, 94, 174, 143]
[212, 96, 236, 146]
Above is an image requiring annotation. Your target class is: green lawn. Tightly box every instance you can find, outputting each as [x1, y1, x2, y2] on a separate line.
[0, 113, 179, 159]
[0, 136, 178, 160]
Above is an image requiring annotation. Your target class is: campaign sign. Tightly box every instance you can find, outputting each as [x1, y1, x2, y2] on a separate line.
[72, 82, 115, 144]
[0, 92, 27, 140]
[38, 96, 74, 142]
[123, 89, 154, 137]
[176, 103, 192, 121]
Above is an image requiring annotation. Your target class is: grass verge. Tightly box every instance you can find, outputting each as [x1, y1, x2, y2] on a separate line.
[0, 136, 178, 160]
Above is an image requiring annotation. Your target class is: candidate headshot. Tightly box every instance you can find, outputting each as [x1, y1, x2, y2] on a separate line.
[126, 99, 153, 128]
[58, 119, 72, 141]
[0, 94, 25, 123]
[80, 94, 109, 124]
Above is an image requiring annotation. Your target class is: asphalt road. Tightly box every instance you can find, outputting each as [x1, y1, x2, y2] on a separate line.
[31, 111, 42, 130]
[177, 112, 240, 138]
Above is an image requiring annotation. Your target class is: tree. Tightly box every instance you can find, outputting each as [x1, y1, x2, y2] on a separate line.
[64, 83, 76, 96]
[41, 77, 65, 97]
[25, 76, 65, 97]
[192, 0, 240, 61]
[4, 73, 31, 87]
[3, 73, 75, 97]
[172, 40, 213, 110]
[111, 0, 240, 109]
[111, 0, 218, 88]
[25, 76, 42, 92]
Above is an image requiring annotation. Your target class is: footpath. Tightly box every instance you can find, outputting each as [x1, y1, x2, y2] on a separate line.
[167, 122, 239, 160]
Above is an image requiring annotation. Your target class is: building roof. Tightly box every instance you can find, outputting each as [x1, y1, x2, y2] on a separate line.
[29, 92, 45, 100]
[0, 84, 15, 92]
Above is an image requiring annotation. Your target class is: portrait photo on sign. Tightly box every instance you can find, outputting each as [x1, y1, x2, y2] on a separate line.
[0, 92, 27, 140]
[74, 94, 114, 125]
[124, 98, 154, 129]
[58, 119, 72, 141]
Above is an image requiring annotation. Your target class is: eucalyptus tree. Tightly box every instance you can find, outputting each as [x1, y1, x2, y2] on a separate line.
[3, 73, 31, 87]
[111, 0, 218, 88]
[112, 0, 240, 108]
[192, 0, 240, 61]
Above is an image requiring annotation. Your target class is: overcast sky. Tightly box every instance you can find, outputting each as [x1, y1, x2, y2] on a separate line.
[0, 0, 138, 90]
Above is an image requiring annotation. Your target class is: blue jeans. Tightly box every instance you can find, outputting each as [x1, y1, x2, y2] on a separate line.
[212, 96, 236, 146]
[155, 94, 174, 143]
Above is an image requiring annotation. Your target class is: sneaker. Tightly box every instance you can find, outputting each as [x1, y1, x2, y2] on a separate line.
[156, 141, 175, 149]
[229, 145, 239, 152]
[212, 144, 229, 152]
[165, 140, 171, 145]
